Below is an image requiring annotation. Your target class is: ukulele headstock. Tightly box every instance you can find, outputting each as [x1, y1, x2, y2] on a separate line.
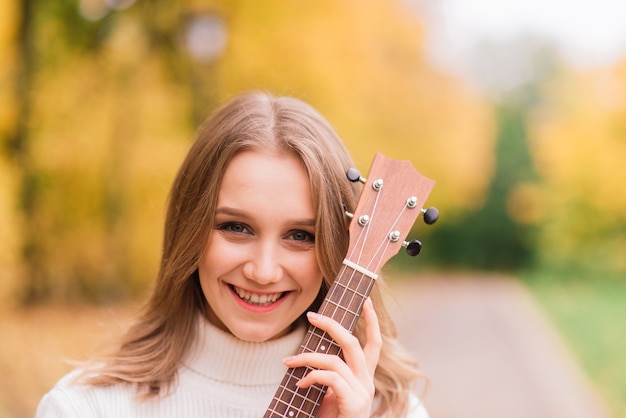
[345, 153, 436, 273]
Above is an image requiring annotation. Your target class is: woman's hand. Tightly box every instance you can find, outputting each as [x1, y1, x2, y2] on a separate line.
[282, 297, 382, 418]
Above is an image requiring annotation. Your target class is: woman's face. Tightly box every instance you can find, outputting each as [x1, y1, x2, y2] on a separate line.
[198, 149, 324, 342]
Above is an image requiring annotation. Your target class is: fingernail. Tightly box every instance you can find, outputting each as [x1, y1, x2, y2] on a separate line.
[283, 356, 295, 364]
[306, 311, 321, 320]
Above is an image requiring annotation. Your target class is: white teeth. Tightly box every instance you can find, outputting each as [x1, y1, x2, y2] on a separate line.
[233, 286, 282, 306]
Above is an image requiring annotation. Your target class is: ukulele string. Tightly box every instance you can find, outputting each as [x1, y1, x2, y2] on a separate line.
[306, 260, 373, 412]
[348, 186, 409, 276]
[370, 204, 408, 274]
[293, 261, 360, 413]
[282, 264, 370, 416]
[347, 183, 383, 266]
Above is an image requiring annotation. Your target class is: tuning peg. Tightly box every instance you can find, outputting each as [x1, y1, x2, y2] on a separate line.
[342, 203, 354, 219]
[421, 207, 439, 225]
[403, 239, 422, 256]
[346, 167, 366, 184]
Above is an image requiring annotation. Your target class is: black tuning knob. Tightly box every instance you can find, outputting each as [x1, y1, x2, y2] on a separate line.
[404, 239, 422, 256]
[422, 207, 439, 225]
[346, 168, 366, 183]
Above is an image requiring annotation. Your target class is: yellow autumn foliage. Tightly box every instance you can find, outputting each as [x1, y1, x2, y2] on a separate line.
[529, 60, 626, 272]
[26, 49, 193, 299]
[1, 0, 495, 302]
[0, 0, 22, 307]
[212, 0, 495, 211]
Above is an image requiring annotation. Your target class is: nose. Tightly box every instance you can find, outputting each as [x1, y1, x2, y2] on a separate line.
[242, 240, 284, 285]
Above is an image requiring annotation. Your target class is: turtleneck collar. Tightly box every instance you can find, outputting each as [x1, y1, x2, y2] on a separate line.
[183, 316, 307, 386]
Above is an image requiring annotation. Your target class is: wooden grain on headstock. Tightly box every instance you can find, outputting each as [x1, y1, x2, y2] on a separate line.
[345, 152, 435, 274]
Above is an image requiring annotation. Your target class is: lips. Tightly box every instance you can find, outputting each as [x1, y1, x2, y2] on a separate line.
[231, 285, 285, 306]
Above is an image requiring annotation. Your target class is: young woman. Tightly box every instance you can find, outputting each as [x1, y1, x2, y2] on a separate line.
[36, 91, 429, 417]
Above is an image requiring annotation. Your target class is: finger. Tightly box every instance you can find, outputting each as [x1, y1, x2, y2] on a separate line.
[298, 369, 371, 417]
[283, 352, 352, 377]
[283, 353, 368, 409]
[361, 297, 382, 377]
[285, 359, 372, 416]
[296, 369, 353, 393]
[305, 312, 369, 378]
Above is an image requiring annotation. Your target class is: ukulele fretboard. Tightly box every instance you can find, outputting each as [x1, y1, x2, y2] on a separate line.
[263, 266, 374, 418]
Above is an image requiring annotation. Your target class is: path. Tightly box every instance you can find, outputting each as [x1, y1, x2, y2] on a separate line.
[387, 274, 609, 418]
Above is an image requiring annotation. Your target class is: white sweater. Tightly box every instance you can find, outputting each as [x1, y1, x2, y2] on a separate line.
[36, 318, 428, 417]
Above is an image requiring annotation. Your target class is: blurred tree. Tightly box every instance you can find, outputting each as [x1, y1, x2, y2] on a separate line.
[426, 99, 538, 270]
[7, 0, 193, 303]
[2, 0, 494, 303]
[424, 40, 559, 271]
[529, 60, 626, 276]
[210, 0, 495, 212]
[8, 0, 43, 303]
[0, 0, 22, 306]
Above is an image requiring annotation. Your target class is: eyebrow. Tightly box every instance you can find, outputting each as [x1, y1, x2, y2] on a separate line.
[215, 206, 317, 227]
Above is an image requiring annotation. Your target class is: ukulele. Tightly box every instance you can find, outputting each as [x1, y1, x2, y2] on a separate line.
[264, 153, 437, 418]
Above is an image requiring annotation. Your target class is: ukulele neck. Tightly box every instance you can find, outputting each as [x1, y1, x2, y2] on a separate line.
[263, 263, 375, 418]
[318, 262, 376, 330]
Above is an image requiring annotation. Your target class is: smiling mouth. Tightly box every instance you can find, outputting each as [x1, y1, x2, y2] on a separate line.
[231, 285, 286, 306]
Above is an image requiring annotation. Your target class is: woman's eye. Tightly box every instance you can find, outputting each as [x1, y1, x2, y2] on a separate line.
[290, 230, 315, 242]
[217, 222, 249, 234]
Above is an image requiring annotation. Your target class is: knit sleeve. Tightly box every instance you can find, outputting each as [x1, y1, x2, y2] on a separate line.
[406, 394, 430, 418]
[35, 371, 98, 418]
[35, 388, 93, 418]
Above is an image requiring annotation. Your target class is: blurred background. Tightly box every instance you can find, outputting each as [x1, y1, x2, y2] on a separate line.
[0, 0, 625, 417]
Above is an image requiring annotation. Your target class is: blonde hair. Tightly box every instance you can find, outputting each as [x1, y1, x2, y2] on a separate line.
[81, 91, 423, 417]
